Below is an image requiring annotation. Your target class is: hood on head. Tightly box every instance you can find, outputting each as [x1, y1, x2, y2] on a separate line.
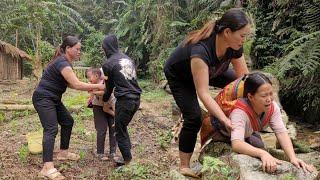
[102, 34, 119, 58]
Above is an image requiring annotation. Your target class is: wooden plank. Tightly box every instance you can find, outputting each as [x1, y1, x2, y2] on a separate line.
[19, 58, 22, 79]
[3, 54, 8, 80]
[0, 53, 4, 79]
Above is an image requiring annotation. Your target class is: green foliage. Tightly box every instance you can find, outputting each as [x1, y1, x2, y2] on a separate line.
[283, 173, 295, 180]
[109, 162, 150, 179]
[38, 41, 55, 66]
[82, 31, 105, 67]
[22, 61, 33, 77]
[139, 79, 168, 102]
[0, 111, 5, 124]
[63, 92, 88, 107]
[201, 156, 237, 180]
[18, 144, 29, 163]
[79, 149, 86, 160]
[157, 130, 173, 149]
[246, 0, 320, 123]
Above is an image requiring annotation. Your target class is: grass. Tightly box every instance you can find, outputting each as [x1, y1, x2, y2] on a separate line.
[108, 162, 151, 179]
[9, 120, 19, 133]
[157, 129, 173, 150]
[283, 173, 295, 180]
[79, 149, 86, 160]
[63, 91, 88, 107]
[12, 110, 33, 119]
[201, 156, 238, 180]
[18, 144, 29, 163]
[139, 79, 169, 103]
[0, 111, 5, 123]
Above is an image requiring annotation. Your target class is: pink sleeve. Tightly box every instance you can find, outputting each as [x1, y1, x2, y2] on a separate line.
[230, 109, 248, 141]
[269, 101, 287, 134]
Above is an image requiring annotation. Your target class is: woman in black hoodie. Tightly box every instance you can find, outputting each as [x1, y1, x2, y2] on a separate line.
[101, 34, 142, 166]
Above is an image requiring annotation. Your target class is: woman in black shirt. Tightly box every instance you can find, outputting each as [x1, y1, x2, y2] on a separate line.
[33, 36, 104, 179]
[164, 8, 251, 177]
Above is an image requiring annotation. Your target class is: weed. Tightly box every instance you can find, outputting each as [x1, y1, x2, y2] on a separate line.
[0, 111, 5, 123]
[12, 110, 32, 119]
[201, 156, 236, 179]
[87, 132, 96, 142]
[136, 144, 145, 154]
[128, 127, 135, 135]
[158, 130, 173, 149]
[9, 120, 18, 133]
[75, 123, 86, 136]
[109, 162, 150, 179]
[283, 173, 295, 180]
[79, 108, 93, 120]
[59, 162, 72, 171]
[79, 149, 86, 160]
[18, 144, 29, 163]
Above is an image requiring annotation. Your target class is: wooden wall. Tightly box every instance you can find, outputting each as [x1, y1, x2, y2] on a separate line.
[0, 52, 22, 80]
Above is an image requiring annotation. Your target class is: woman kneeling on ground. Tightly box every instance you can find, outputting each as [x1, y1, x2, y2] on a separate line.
[201, 72, 316, 173]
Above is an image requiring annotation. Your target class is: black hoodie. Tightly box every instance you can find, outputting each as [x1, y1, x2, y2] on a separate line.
[102, 35, 142, 102]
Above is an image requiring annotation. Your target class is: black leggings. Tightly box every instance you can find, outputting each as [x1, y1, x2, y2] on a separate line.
[93, 105, 116, 155]
[165, 68, 236, 153]
[32, 92, 74, 162]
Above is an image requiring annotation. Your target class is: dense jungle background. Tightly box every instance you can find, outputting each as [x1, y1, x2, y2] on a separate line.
[1, 0, 319, 123]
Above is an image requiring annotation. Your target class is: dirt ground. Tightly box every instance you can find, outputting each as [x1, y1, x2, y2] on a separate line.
[0, 78, 176, 179]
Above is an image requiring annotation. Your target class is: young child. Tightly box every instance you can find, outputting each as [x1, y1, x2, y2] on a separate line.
[86, 68, 116, 160]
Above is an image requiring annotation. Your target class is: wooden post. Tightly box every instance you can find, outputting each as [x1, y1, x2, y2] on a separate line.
[15, 29, 19, 48]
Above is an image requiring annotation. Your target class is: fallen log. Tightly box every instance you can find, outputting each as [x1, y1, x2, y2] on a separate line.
[0, 104, 84, 113]
[0, 104, 35, 111]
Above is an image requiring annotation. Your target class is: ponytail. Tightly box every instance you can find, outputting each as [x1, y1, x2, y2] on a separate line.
[184, 8, 250, 46]
[49, 46, 64, 64]
[184, 20, 215, 45]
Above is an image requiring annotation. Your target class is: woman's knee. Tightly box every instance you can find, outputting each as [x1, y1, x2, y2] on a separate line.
[182, 115, 202, 133]
[44, 126, 58, 137]
[97, 130, 107, 137]
[62, 116, 74, 127]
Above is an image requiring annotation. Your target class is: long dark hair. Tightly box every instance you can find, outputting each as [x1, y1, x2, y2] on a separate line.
[184, 8, 250, 45]
[243, 72, 272, 97]
[49, 36, 80, 64]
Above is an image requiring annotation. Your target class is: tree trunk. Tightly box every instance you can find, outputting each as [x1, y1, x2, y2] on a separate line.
[32, 27, 43, 81]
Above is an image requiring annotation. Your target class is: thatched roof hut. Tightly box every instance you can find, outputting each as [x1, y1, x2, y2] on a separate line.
[0, 40, 32, 80]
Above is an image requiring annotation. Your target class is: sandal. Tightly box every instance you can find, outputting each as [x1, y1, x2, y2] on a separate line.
[96, 154, 109, 161]
[38, 168, 65, 180]
[179, 167, 200, 178]
[56, 152, 80, 161]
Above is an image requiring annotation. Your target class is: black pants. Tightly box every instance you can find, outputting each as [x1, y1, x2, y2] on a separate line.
[32, 92, 74, 162]
[93, 105, 116, 155]
[165, 68, 236, 153]
[115, 97, 140, 161]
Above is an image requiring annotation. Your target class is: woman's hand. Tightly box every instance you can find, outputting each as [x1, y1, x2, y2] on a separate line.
[260, 152, 282, 173]
[290, 157, 316, 173]
[97, 83, 105, 91]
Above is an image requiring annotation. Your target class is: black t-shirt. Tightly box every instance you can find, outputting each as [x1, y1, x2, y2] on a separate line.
[164, 33, 243, 82]
[35, 56, 71, 100]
